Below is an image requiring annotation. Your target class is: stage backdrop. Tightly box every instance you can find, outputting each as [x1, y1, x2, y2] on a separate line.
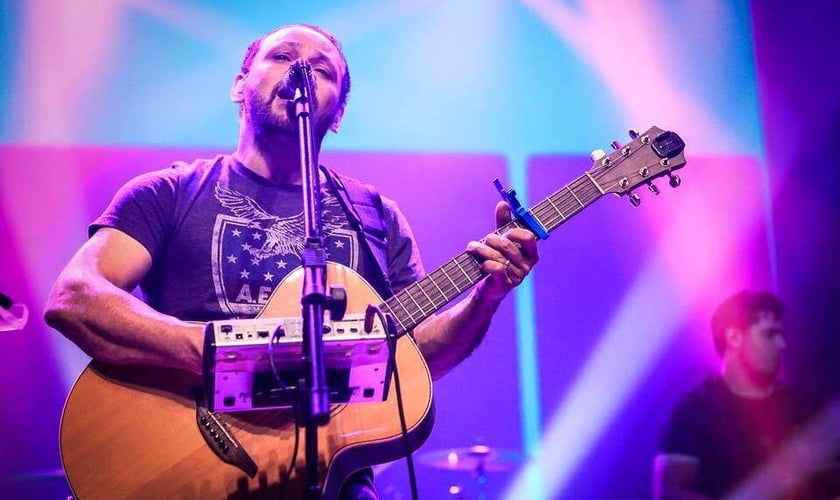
[1, 1, 837, 499]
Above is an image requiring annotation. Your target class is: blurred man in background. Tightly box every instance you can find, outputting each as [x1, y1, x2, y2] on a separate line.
[653, 290, 838, 499]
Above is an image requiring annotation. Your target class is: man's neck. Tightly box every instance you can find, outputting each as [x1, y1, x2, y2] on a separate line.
[721, 362, 777, 399]
[235, 128, 321, 185]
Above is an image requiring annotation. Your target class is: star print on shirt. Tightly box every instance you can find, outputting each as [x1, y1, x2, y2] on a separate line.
[212, 182, 357, 317]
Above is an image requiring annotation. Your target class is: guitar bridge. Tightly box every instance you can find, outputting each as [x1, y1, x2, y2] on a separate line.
[194, 400, 258, 477]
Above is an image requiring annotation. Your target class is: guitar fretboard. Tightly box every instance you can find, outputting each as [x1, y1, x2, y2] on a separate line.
[381, 172, 604, 335]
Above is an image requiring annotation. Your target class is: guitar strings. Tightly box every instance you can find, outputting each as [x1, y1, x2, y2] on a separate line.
[383, 169, 610, 328]
[379, 143, 658, 328]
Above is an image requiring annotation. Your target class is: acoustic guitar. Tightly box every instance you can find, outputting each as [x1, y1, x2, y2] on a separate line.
[59, 126, 686, 499]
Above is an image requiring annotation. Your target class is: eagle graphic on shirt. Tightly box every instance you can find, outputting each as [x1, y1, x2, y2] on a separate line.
[214, 183, 347, 263]
[211, 183, 359, 315]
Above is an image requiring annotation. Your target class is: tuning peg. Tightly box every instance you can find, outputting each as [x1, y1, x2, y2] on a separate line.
[610, 140, 622, 150]
[628, 129, 639, 140]
[590, 149, 606, 161]
[629, 192, 641, 207]
[648, 182, 660, 195]
[668, 173, 681, 188]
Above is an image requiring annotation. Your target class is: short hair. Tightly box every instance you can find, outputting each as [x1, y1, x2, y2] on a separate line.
[710, 290, 784, 356]
[240, 23, 351, 112]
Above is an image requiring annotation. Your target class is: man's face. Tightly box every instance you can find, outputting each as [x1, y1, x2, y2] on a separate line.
[234, 26, 347, 140]
[736, 309, 787, 380]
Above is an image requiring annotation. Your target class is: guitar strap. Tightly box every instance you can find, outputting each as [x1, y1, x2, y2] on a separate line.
[320, 166, 394, 299]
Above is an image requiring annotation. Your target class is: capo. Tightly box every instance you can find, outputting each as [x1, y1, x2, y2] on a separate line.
[493, 178, 549, 240]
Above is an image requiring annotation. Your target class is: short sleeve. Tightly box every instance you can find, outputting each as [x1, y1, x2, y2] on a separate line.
[380, 195, 425, 294]
[89, 168, 179, 261]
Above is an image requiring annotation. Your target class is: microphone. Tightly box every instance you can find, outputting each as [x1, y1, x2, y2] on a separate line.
[277, 59, 312, 100]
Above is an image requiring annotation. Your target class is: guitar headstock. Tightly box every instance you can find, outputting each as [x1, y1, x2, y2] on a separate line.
[587, 126, 687, 206]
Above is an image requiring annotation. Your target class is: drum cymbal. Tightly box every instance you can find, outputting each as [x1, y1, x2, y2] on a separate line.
[417, 444, 522, 472]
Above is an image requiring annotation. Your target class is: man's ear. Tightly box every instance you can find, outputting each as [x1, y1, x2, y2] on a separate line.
[231, 72, 247, 104]
[725, 327, 743, 351]
[329, 105, 345, 133]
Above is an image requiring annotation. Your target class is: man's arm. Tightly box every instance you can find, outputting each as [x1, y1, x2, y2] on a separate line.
[413, 201, 539, 379]
[652, 453, 710, 500]
[44, 227, 204, 373]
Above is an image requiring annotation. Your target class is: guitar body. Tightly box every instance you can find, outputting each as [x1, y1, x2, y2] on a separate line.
[59, 263, 435, 499]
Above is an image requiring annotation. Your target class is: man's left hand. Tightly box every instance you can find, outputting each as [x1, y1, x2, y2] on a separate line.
[466, 201, 540, 300]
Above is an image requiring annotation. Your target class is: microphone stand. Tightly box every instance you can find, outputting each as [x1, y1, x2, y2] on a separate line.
[290, 60, 344, 499]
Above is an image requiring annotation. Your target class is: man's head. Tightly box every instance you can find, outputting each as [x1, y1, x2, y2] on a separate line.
[231, 24, 351, 140]
[710, 290, 786, 379]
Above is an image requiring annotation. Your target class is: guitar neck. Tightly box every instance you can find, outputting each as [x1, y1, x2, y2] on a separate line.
[381, 172, 604, 334]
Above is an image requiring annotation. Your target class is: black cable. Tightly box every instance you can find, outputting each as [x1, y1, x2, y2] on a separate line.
[269, 325, 301, 489]
[368, 304, 419, 500]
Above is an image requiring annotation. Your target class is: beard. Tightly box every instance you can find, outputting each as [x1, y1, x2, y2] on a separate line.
[245, 85, 336, 141]
[246, 86, 296, 137]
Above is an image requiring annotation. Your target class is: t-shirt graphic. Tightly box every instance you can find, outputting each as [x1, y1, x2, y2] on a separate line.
[211, 182, 359, 316]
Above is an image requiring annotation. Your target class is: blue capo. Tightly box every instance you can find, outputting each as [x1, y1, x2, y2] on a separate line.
[493, 178, 549, 240]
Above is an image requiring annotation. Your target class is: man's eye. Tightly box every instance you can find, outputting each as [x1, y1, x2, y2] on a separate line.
[315, 67, 333, 79]
[274, 54, 291, 61]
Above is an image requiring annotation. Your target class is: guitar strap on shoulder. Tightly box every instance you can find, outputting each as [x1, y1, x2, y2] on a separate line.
[320, 166, 394, 299]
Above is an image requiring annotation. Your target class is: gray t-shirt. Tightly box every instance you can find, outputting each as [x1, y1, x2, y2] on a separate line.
[91, 154, 425, 322]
